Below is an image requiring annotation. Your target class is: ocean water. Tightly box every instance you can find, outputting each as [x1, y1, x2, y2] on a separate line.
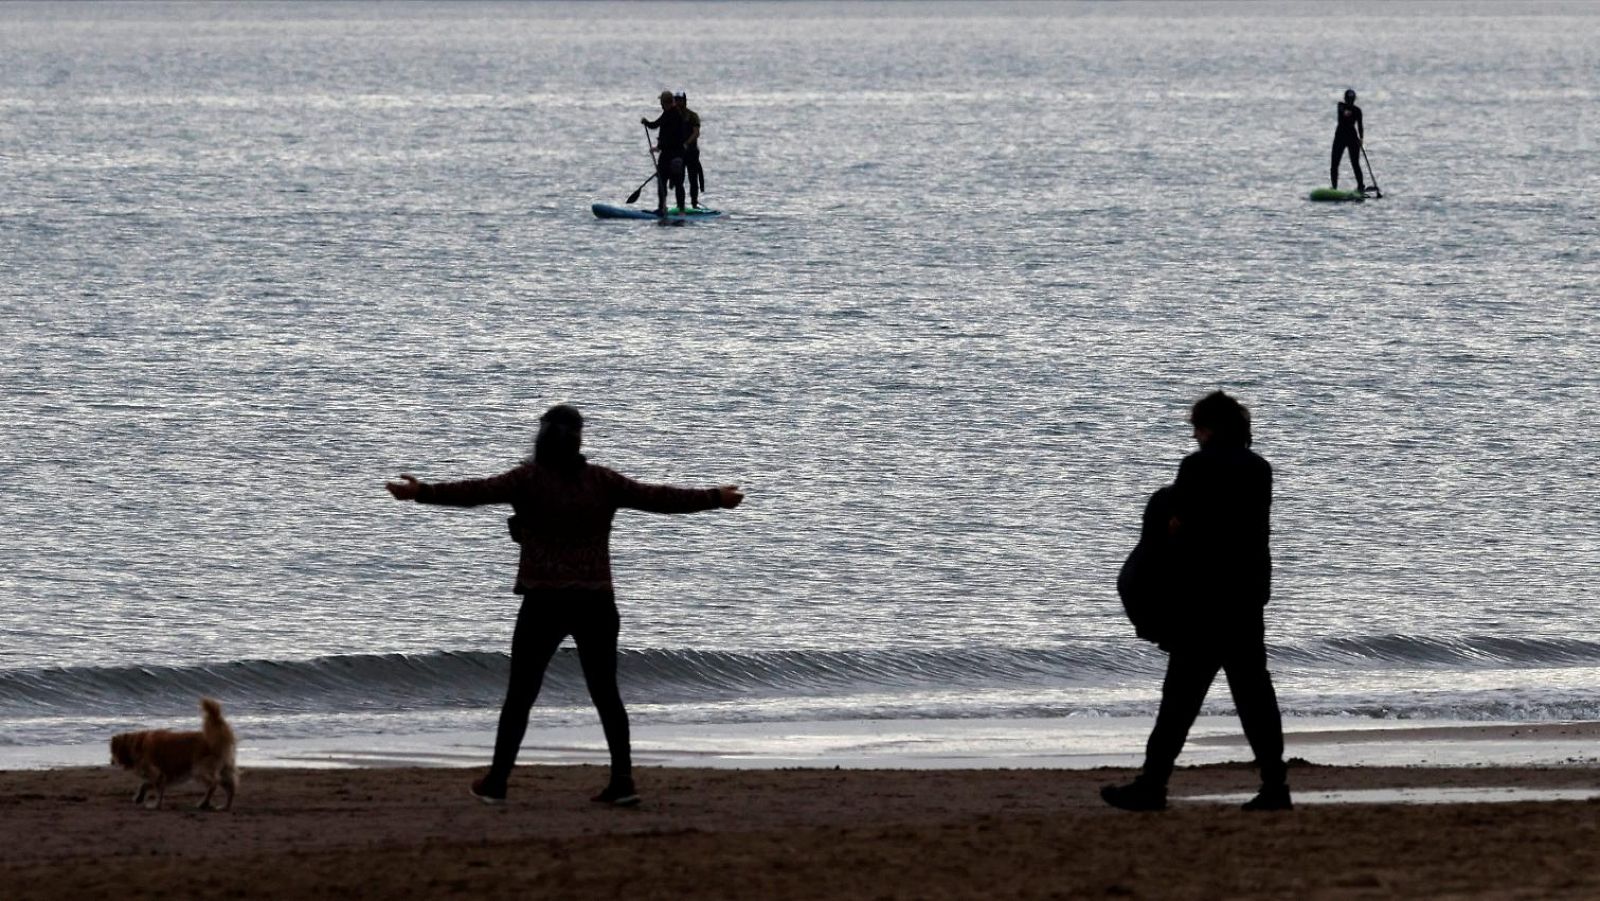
[3, 1, 1598, 755]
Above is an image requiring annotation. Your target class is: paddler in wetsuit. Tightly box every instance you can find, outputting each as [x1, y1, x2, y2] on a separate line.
[674, 91, 705, 209]
[641, 90, 689, 216]
[1330, 88, 1366, 193]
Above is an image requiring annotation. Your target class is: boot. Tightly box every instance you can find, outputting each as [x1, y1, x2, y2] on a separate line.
[1241, 783, 1293, 812]
[1100, 775, 1168, 812]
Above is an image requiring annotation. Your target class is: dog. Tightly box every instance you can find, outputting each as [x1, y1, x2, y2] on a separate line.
[110, 697, 238, 811]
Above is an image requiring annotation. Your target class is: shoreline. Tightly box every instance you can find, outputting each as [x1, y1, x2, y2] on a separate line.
[6, 715, 1598, 772]
[4, 760, 1600, 899]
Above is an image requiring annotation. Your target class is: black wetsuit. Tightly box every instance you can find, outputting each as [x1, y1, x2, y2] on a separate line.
[682, 107, 704, 204]
[644, 107, 690, 212]
[1140, 442, 1286, 789]
[1331, 101, 1365, 191]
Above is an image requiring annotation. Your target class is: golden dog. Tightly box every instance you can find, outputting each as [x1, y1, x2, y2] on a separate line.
[110, 697, 238, 811]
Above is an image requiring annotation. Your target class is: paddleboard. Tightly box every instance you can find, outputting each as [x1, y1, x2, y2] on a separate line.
[1308, 188, 1366, 203]
[592, 203, 723, 221]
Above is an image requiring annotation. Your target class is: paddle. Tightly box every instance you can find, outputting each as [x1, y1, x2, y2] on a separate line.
[625, 124, 659, 205]
[624, 172, 656, 205]
[1359, 137, 1382, 198]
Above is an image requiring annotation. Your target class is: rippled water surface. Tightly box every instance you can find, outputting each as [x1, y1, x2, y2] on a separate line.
[3, 1, 1598, 743]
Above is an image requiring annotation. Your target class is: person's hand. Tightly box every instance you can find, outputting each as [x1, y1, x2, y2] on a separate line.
[718, 486, 744, 509]
[640, 117, 650, 126]
[387, 474, 422, 501]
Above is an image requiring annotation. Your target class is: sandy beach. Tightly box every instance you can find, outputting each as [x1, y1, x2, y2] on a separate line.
[6, 735, 1600, 900]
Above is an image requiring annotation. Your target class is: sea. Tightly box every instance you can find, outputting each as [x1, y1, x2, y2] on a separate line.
[3, 1, 1597, 768]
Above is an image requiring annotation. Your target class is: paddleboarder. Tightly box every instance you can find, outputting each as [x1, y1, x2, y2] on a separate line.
[641, 90, 690, 216]
[675, 91, 705, 208]
[1330, 88, 1366, 193]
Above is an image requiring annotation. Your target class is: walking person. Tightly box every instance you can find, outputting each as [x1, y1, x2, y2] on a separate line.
[1330, 87, 1366, 193]
[675, 91, 705, 208]
[385, 404, 744, 806]
[641, 90, 690, 216]
[1101, 391, 1291, 812]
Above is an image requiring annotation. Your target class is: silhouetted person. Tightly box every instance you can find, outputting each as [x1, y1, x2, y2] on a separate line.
[642, 90, 690, 215]
[385, 404, 744, 807]
[1331, 88, 1366, 192]
[675, 91, 705, 208]
[1102, 391, 1291, 812]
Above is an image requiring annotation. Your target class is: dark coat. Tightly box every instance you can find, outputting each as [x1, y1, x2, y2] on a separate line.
[417, 461, 722, 594]
[1117, 443, 1273, 652]
[1169, 442, 1273, 645]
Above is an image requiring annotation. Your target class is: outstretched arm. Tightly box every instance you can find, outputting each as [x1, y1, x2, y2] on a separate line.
[385, 468, 524, 507]
[641, 115, 661, 129]
[604, 468, 743, 513]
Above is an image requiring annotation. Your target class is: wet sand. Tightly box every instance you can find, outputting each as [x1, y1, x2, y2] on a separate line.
[5, 759, 1600, 899]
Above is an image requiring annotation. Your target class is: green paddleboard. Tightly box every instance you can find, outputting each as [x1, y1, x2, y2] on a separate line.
[1309, 188, 1365, 203]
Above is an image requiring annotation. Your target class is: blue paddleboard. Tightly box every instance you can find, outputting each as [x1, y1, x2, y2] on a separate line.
[592, 203, 723, 221]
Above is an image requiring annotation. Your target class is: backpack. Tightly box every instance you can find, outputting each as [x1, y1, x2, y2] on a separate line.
[1117, 486, 1180, 646]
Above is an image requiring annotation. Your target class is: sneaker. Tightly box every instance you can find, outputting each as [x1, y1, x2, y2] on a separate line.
[591, 779, 641, 807]
[1100, 779, 1167, 812]
[1241, 784, 1293, 812]
[469, 775, 507, 807]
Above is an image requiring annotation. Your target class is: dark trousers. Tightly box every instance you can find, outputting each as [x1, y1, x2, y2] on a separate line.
[489, 590, 631, 782]
[1141, 642, 1286, 787]
[685, 148, 704, 201]
[656, 155, 686, 212]
[1331, 132, 1365, 190]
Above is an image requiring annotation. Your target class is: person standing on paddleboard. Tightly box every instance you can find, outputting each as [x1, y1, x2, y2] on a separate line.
[385, 404, 745, 807]
[675, 91, 705, 209]
[1330, 88, 1366, 193]
[641, 90, 690, 216]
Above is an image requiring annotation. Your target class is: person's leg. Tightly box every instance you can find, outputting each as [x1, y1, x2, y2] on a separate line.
[1330, 136, 1345, 188]
[1223, 646, 1288, 789]
[656, 159, 670, 214]
[670, 157, 687, 211]
[1141, 652, 1223, 786]
[572, 596, 633, 787]
[483, 601, 568, 791]
[1103, 651, 1220, 810]
[687, 152, 703, 205]
[1350, 139, 1366, 191]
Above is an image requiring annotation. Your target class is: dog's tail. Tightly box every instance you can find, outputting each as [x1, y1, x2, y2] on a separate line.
[200, 697, 234, 748]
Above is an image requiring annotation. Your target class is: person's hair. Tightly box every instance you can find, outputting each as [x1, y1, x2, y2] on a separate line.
[530, 404, 584, 470]
[659, 90, 674, 103]
[1189, 390, 1253, 447]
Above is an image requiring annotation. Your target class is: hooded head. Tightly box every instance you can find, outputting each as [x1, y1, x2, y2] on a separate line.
[1188, 390, 1253, 448]
[1344, 88, 1357, 103]
[532, 404, 585, 470]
